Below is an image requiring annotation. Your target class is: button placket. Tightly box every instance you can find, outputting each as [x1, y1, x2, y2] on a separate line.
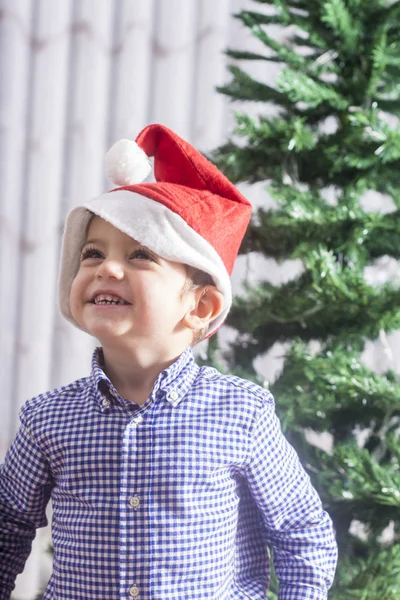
[121, 408, 148, 596]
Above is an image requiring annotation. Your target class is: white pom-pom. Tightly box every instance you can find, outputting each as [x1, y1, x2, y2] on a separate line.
[105, 138, 152, 186]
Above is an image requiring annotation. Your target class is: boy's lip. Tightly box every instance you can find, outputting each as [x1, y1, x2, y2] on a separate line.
[89, 289, 131, 305]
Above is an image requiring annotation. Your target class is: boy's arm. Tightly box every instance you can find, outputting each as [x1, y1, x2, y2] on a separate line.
[0, 421, 52, 600]
[245, 392, 338, 600]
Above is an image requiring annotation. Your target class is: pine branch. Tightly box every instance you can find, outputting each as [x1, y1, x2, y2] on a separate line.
[321, 0, 360, 53]
[225, 49, 274, 62]
[272, 342, 400, 433]
[217, 66, 293, 107]
[244, 192, 400, 262]
[236, 12, 310, 71]
[331, 543, 400, 600]
[323, 444, 400, 508]
[276, 67, 349, 110]
[229, 258, 400, 355]
[234, 10, 291, 28]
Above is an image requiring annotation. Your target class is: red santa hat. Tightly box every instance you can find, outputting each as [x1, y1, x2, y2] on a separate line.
[59, 123, 252, 337]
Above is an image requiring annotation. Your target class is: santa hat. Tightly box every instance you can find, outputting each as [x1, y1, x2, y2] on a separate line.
[59, 123, 252, 337]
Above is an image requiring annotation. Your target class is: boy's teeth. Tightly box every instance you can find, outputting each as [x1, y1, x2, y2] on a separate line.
[94, 294, 126, 305]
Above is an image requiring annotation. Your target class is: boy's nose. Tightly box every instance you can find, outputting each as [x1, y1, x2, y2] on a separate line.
[96, 259, 125, 280]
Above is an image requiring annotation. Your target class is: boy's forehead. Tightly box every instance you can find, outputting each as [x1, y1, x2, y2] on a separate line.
[82, 215, 189, 271]
[85, 216, 139, 244]
[83, 214, 169, 260]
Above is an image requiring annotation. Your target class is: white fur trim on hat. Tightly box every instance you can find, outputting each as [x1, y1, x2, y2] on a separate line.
[59, 190, 232, 336]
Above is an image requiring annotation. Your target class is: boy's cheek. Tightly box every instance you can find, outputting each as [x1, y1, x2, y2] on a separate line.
[70, 276, 84, 303]
[69, 284, 85, 321]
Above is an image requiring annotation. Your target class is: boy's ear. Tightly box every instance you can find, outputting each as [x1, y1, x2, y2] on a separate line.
[182, 286, 224, 333]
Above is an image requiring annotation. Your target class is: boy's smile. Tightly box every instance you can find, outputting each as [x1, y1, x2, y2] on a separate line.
[91, 293, 129, 305]
[69, 216, 196, 350]
[89, 289, 131, 307]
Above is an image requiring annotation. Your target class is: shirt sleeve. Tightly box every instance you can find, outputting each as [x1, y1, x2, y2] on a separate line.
[245, 392, 338, 600]
[0, 414, 53, 600]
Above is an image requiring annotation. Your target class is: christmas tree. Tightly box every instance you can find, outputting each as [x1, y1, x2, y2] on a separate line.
[210, 0, 400, 598]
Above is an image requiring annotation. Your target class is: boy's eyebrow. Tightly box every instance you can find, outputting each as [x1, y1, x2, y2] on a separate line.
[81, 238, 156, 254]
[81, 238, 103, 248]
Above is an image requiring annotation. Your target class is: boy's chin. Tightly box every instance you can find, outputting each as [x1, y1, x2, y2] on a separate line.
[81, 320, 135, 342]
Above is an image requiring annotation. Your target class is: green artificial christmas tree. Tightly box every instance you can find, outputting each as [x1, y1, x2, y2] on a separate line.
[210, 0, 400, 598]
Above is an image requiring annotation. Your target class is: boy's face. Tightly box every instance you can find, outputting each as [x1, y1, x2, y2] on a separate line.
[70, 216, 196, 347]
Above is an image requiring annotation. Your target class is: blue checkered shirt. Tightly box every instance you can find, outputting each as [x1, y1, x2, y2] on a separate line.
[0, 348, 337, 599]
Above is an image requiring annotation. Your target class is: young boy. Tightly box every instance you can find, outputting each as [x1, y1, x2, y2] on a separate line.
[0, 124, 337, 600]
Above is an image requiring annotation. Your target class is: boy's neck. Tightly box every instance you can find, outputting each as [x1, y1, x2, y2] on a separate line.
[100, 341, 188, 406]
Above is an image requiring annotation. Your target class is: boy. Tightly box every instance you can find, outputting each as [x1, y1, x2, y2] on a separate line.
[0, 124, 337, 599]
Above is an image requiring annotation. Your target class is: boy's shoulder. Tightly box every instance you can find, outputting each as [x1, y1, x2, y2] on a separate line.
[20, 376, 92, 423]
[196, 364, 274, 408]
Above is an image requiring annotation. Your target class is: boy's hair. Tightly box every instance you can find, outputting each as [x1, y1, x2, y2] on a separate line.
[181, 266, 215, 345]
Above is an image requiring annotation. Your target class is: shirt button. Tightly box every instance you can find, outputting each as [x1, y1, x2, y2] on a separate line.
[169, 390, 179, 401]
[129, 495, 140, 509]
[129, 584, 140, 597]
[133, 414, 143, 425]
[102, 398, 111, 408]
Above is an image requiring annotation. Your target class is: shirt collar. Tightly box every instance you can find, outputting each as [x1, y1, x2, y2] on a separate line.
[155, 347, 199, 406]
[90, 346, 199, 408]
[90, 348, 118, 409]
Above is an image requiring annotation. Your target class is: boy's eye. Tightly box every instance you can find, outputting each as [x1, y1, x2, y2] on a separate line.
[80, 246, 103, 261]
[130, 248, 154, 261]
